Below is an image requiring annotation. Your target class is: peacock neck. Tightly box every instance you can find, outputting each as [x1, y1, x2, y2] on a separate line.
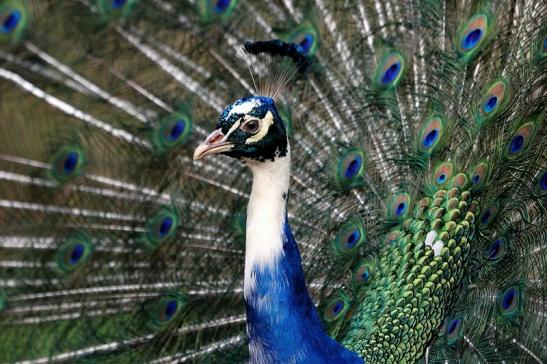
[244, 148, 291, 295]
[243, 145, 363, 364]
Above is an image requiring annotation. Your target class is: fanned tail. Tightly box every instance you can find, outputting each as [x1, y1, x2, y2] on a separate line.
[0, 0, 545, 363]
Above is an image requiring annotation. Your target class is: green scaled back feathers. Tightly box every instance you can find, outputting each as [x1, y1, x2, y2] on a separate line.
[0, 0, 545, 363]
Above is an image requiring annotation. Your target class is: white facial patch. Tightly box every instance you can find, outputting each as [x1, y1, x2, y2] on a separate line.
[246, 111, 274, 144]
[228, 99, 262, 118]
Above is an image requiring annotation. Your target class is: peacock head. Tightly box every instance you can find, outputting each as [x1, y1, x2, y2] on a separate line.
[193, 96, 288, 163]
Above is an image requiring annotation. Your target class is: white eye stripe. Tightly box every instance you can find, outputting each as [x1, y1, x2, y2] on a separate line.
[246, 111, 274, 144]
[223, 119, 241, 140]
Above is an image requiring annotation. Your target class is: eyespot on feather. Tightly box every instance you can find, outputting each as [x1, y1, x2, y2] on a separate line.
[286, 21, 319, 56]
[0, 8, 20, 33]
[151, 111, 193, 153]
[96, 0, 138, 18]
[197, 0, 239, 20]
[484, 236, 508, 263]
[332, 216, 366, 256]
[141, 208, 180, 251]
[0, 2, 28, 43]
[387, 193, 411, 220]
[537, 170, 547, 194]
[50, 146, 86, 184]
[505, 120, 538, 158]
[445, 315, 464, 346]
[417, 115, 445, 154]
[469, 161, 489, 191]
[146, 291, 187, 331]
[497, 285, 523, 320]
[433, 162, 454, 186]
[352, 259, 374, 285]
[55, 233, 93, 273]
[323, 292, 351, 322]
[385, 229, 400, 245]
[334, 148, 367, 189]
[457, 13, 493, 62]
[479, 200, 500, 228]
[477, 79, 509, 124]
[451, 173, 469, 189]
[374, 51, 406, 89]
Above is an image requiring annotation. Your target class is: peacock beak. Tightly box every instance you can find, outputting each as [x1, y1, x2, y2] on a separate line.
[193, 129, 234, 160]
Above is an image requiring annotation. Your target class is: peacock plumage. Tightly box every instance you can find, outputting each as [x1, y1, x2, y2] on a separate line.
[0, 0, 545, 363]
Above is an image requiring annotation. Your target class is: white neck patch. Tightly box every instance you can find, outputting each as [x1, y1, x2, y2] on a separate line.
[244, 145, 291, 297]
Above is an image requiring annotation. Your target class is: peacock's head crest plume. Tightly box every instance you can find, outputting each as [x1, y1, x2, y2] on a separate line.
[193, 95, 288, 163]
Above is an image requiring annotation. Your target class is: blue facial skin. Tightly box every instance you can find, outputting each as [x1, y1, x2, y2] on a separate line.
[218, 96, 288, 162]
[245, 218, 363, 364]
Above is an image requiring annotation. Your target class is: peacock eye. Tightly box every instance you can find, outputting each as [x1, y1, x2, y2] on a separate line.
[241, 119, 260, 134]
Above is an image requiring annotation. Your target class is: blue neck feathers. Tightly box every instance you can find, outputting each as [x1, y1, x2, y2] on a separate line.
[244, 217, 363, 364]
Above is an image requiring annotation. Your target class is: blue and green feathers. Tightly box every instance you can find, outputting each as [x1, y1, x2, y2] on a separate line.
[0, 0, 544, 363]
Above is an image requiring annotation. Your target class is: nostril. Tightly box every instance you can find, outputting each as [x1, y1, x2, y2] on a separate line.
[209, 133, 224, 144]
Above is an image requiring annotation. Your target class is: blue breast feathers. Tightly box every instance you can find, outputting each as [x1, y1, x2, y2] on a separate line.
[245, 217, 363, 364]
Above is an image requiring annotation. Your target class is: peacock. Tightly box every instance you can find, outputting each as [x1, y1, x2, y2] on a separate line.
[0, 0, 545, 363]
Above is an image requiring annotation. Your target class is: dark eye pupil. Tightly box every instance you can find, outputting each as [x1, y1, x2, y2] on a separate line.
[246, 121, 258, 131]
